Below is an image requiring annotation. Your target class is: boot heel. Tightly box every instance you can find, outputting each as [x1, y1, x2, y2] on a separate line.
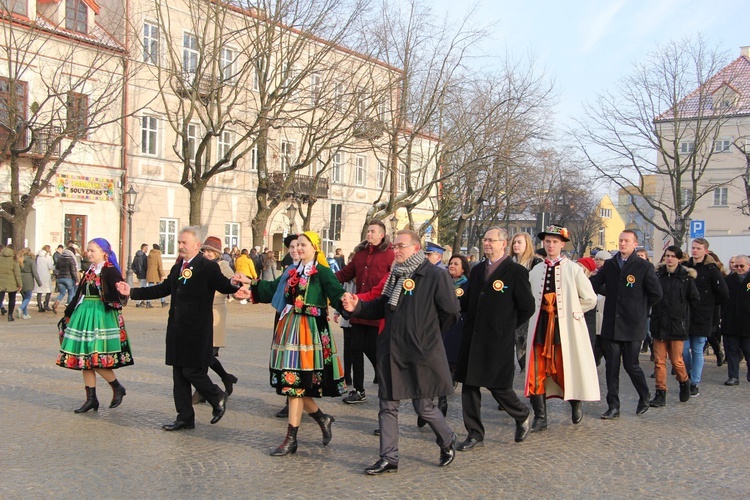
[74, 386, 100, 413]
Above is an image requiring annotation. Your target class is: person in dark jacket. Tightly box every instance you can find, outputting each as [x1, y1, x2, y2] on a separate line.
[132, 244, 148, 307]
[590, 230, 662, 419]
[648, 246, 700, 407]
[52, 247, 79, 314]
[335, 220, 394, 404]
[343, 230, 460, 475]
[116, 226, 249, 431]
[454, 227, 536, 450]
[720, 254, 750, 385]
[682, 238, 729, 396]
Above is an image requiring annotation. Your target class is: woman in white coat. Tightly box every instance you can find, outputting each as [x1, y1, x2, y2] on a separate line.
[33, 245, 55, 313]
[524, 226, 599, 432]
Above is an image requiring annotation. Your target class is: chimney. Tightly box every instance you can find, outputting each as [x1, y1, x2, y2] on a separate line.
[741, 46, 750, 58]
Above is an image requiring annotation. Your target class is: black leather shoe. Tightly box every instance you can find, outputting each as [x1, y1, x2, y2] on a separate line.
[163, 420, 195, 431]
[223, 374, 238, 396]
[636, 398, 649, 415]
[601, 407, 620, 419]
[457, 437, 484, 452]
[514, 415, 531, 442]
[210, 392, 227, 424]
[724, 377, 739, 386]
[417, 416, 427, 428]
[439, 433, 457, 467]
[276, 403, 289, 418]
[365, 459, 398, 475]
[570, 400, 583, 424]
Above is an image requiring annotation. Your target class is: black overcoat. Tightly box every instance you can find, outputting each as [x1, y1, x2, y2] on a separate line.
[684, 256, 729, 337]
[131, 253, 239, 367]
[649, 264, 700, 341]
[590, 254, 662, 342]
[454, 257, 535, 389]
[353, 259, 460, 400]
[721, 272, 750, 338]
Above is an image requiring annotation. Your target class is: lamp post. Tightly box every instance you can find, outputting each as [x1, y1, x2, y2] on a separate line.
[124, 185, 138, 286]
[286, 203, 297, 234]
[390, 215, 398, 239]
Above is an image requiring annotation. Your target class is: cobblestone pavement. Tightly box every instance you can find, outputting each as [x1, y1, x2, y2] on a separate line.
[1, 302, 748, 499]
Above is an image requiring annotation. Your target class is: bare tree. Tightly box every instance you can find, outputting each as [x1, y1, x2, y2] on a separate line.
[0, 5, 129, 244]
[573, 35, 739, 247]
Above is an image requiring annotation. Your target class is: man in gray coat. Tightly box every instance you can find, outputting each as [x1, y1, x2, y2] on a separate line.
[343, 230, 460, 475]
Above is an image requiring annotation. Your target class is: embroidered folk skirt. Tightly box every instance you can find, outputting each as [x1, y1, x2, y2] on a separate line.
[56, 296, 134, 370]
[269, 312, 346, 398]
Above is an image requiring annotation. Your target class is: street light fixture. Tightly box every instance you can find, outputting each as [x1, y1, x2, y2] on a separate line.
[390, 215, 398, 238]
[286, 203, 297, 233]
[124, 185, 138, 286]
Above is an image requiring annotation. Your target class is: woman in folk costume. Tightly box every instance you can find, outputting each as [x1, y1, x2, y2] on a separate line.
[246, 231, 346, 456]
[524, 225, 599, 431]
[56, 238, 133, 413]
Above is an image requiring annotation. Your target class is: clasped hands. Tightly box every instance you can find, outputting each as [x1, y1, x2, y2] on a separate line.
[341, 292, 358, 312]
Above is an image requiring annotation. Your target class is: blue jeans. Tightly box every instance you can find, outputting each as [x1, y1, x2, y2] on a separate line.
[683, 335, 708, 385]
[20, 291, 32, 315]
[56, 278, 77, 303]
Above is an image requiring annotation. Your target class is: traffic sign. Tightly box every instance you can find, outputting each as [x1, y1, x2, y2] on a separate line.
[690, 220, 705, 239]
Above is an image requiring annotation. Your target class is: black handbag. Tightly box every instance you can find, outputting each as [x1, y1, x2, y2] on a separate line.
[57, 316, 68, 345]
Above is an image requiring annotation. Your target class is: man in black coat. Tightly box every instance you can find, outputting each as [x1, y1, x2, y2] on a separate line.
[721, 254, 750, 385]
[454, 227, 536, 450]
[117, 226, 249, 430]
[132, 244, 148, 307]
[590, 230, 662, 419]
[683, 238, 729, 396]
[343, 230, 460, 475]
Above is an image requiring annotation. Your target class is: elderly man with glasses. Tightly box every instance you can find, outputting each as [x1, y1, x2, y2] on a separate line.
[721, 254, 750, 386]
[453, 226, 536, 451]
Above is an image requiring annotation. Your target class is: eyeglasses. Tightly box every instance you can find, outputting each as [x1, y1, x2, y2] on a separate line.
[482, 238, 502, 243]
[393, 243, 415, 250]
[736, 264, 748, 269]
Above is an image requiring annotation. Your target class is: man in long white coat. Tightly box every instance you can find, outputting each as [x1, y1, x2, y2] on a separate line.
[524, 225, 599, 431]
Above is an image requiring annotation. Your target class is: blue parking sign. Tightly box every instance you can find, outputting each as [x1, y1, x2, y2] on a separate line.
[690, 220, 705, 239]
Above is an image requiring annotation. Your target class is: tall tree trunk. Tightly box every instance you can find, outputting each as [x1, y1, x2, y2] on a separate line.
[188, 183, 206, 227]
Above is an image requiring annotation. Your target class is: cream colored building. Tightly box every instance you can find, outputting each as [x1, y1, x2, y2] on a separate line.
[1, 0, 126, 252]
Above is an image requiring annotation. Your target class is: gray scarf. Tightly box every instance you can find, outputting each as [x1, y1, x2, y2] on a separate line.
[382, 250, 425, 308]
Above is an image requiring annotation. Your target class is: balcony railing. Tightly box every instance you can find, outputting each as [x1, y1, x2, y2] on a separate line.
[352, 117, 385, 140]
[175, 71, 220, 99]
[268, 171, 329, 200]
[19, 126, 61, 158]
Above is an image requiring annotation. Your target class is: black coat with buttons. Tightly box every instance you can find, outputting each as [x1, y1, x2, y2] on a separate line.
[684, 255, 729, 337]
[649, 264, 700, 341]
[721, 272, 750, 338]
[590, 254, 662, 342]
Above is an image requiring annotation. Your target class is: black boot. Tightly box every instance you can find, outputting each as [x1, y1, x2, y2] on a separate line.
[37, 294, 45, 313]
[437, 396, 448, 417]
[108, 379, 126, 408]
[270, 424, 298, 456]
[44, 293, 52, 312]
[222, 374, 238, 396]
[649, 389, 666, 407]
[529, 395, 547, 432]
[276, 402, 289, 418]
[570, 400, 583, 424]
[679, 380, 690, 402]
[309, 409, 335, 446]
[74, 386, 99, 413]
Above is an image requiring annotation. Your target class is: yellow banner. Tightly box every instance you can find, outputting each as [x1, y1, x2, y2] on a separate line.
[55, 174, 115, 201]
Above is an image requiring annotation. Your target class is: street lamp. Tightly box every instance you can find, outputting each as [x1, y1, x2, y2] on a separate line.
[124, 185, 138, 286]
[286, 203, 297, 233]
[390, 215, 398, 239]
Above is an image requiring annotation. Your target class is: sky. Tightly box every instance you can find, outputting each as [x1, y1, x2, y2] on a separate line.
[432, 0, 750, 133]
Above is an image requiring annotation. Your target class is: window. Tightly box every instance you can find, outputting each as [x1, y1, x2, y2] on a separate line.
[183, 33, 199, 75]
[282, 63, 296, 90]
[378, 97, 388, 120]
[250, 145, 258, 171]
[65, 0, 87, 33]
[334, 82, 345, 112]
[357, 89, 370, 116]
[599, 208, 612, 218]
[66, 92, 88, 137]
[330, 204, 342, 241]
[141, 116, 159, 156]
[713, 139, 731, 153]
[598, 228, 605, 246]
[159, 218, 178, 257]
[331, 152, 342, 183]
[398, 164, 406, 191]
[377, 161, 386, 188]
[225, 222, 240, 249]
[355, 155, 366, 186]
[64, 214, 87, 247]
[186, 123, 199, 162]
[8, 0, 27, 15]
[220, 47, 235, 82]
[253, 58, 265, 91]
[713, 187, 728, 207]
[680, 188, 694, 209]
[143, 23, 159, 64]
[520, 226, 534, 235]
[679, 141, 694, 154]
[280, 140, 294, 173]
[310, 73, 321, 105]
[218, 130, 233, 158]
[0, 77, 27, 143]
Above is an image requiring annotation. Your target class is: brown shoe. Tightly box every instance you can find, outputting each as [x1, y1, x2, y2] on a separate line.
[52, 300, 60, 314]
